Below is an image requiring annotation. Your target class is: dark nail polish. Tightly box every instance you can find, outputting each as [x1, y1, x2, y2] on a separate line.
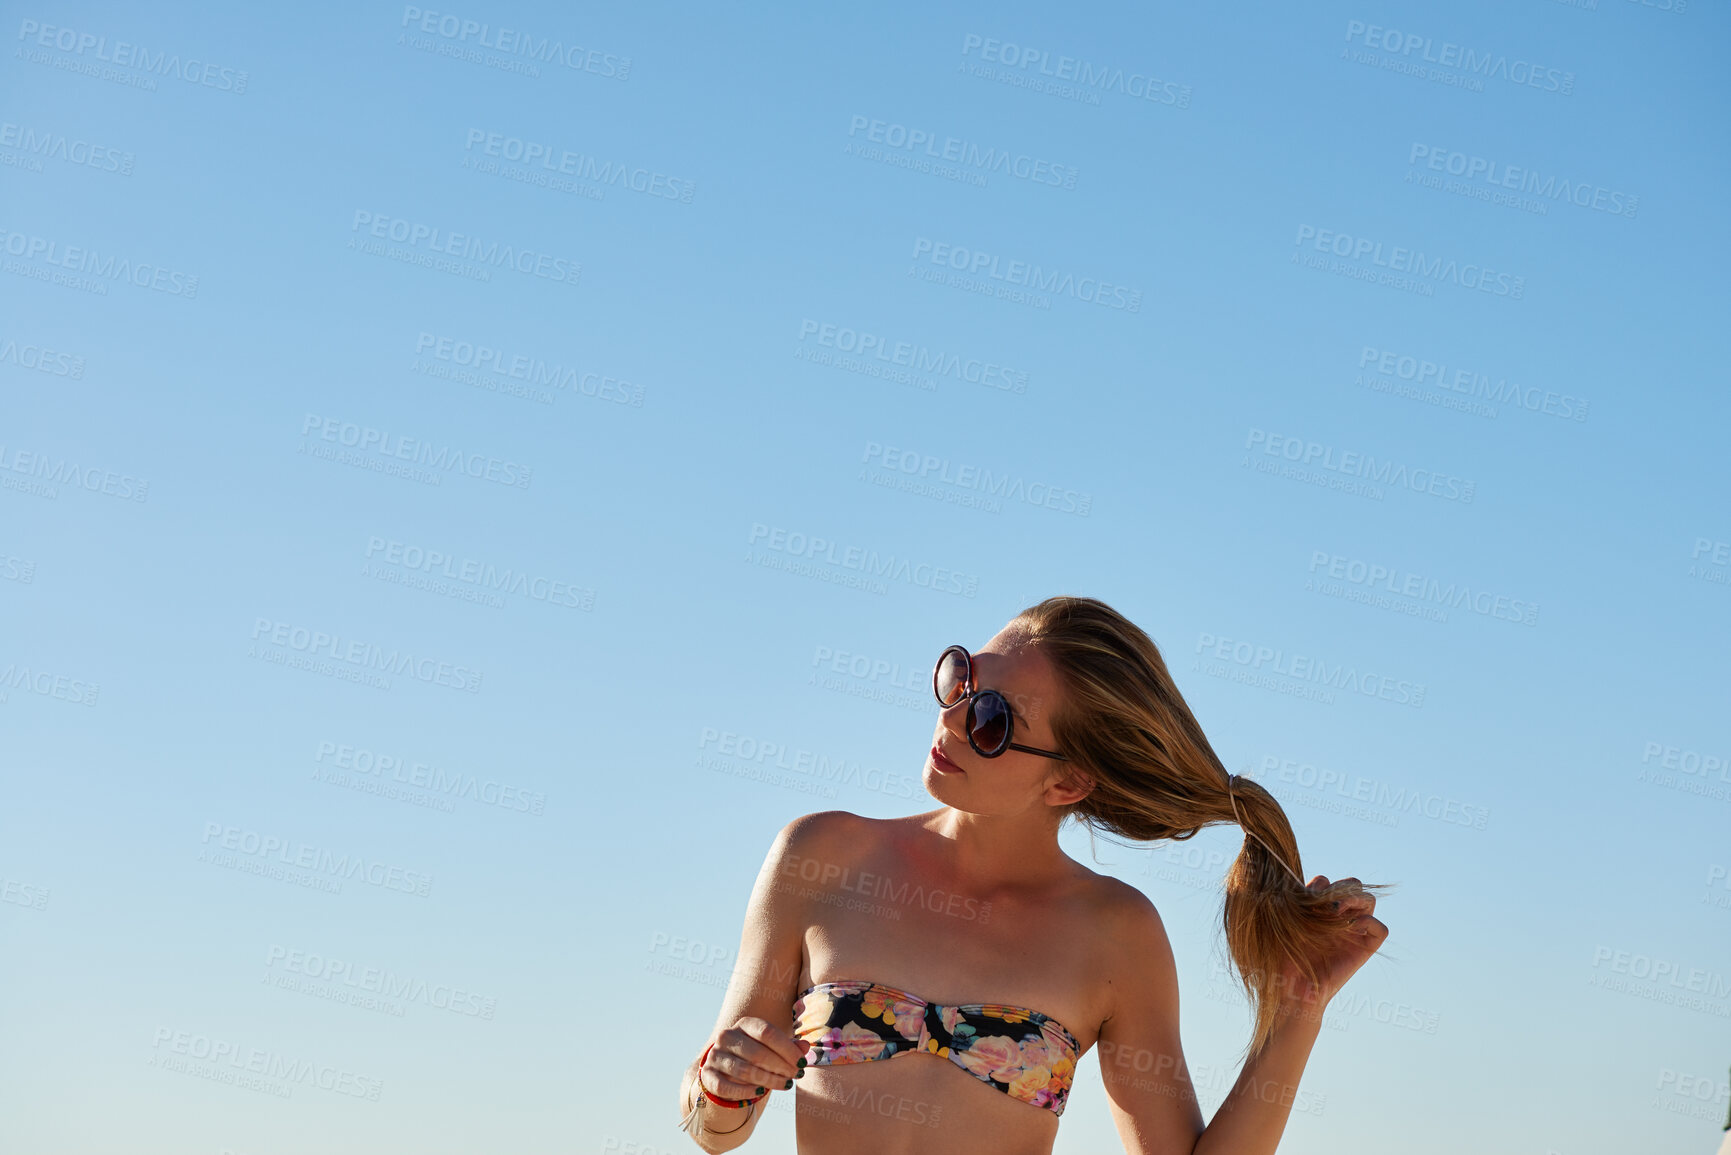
[796, 1057, 807, 1068]
[785, 1078, 794, 1089]
[756, 1086, 766, 1094]
[795, 1069, 804, 1079]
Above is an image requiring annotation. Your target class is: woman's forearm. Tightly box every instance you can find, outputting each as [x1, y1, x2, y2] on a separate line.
[679, 1057, 761, 1153]
[1189, 1006, 1325, 1155]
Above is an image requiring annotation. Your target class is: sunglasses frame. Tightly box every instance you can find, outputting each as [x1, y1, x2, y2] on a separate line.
[933, 644, 1069, 762]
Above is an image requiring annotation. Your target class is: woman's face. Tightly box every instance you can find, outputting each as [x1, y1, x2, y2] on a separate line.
[924, 628, 1086, 814]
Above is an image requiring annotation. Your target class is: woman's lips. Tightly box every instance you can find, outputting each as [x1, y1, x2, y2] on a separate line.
[930, 745, 964, 774]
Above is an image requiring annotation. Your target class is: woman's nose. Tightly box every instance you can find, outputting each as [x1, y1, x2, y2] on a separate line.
[939, 697, 970, 736]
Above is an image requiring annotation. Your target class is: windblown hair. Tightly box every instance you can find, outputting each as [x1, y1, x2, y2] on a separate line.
[1008, 596, 1393, 1062]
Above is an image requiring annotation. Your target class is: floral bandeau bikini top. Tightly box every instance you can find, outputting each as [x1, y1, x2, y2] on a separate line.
[791, 979, 1081, 1117]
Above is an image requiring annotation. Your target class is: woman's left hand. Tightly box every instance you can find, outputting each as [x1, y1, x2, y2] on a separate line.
[1272, 875, 1389, 1019]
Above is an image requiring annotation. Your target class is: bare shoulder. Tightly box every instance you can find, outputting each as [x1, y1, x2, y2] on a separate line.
[779, 808, 868, 844]
[1088, 874, 1172, 948]
[769, 809, 874, 865]
[1081, 874, 1178, 1016]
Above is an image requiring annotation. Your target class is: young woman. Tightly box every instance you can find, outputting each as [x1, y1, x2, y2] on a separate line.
[676, 596, 1391, 1154]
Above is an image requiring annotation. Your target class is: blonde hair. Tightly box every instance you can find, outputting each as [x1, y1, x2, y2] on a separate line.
[1008, 595, 1394, 1062]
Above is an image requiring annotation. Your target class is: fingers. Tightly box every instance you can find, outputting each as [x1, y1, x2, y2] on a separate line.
[1339, 913, 1389, 953]
[1352, 915, 1390, 944]
[1334, 878, 1375, 919]
[702, 1052, 778, 1108]
[1309, 875, 1378, 920]
[713, 1024, 802, 1094]
[734, 1017, 806, 1080]
[703, 1042, 786, 1098]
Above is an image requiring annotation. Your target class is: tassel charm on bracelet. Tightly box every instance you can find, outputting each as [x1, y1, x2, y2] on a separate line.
[678, 1043, 764, 1134]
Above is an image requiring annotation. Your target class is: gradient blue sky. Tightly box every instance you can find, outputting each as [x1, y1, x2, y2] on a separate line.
[3, 1, 1728, 1152]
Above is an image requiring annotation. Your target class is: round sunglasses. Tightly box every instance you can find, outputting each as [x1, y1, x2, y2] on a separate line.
[933, 644, 1068, 761]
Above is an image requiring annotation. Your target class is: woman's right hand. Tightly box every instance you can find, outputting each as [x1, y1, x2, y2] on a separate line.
[698, 1016, 811, 1099]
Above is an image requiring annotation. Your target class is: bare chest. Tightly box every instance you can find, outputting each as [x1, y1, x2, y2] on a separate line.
[789, 828, 1112, 1052]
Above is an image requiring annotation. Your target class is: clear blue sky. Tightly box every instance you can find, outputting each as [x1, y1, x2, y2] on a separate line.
[3, 1, 1728, 1152]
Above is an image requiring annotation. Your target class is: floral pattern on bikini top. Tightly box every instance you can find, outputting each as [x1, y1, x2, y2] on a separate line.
[791, 979, 1080, 1117]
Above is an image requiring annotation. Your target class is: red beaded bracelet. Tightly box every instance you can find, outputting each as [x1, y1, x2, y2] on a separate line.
[695, 1042, 768, 1108]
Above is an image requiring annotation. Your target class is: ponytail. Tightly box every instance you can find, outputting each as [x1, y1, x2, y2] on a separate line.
[1008, 596, 1395, 1062]
[1217, 770, 1392, 1060]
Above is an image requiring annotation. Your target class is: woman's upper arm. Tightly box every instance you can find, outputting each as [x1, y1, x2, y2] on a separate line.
[702, 811, 841, 1045]
[1094, 885, 1205, 1155]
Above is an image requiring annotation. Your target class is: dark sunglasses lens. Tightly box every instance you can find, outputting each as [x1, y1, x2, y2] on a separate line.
[969, 691, 1011, 754]
[935, 649, 968, 706]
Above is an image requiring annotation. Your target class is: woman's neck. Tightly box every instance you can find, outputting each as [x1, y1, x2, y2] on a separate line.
[915, 806, 1074, 892]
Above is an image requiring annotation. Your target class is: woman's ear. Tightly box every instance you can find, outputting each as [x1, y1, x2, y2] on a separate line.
[1049, 768, 1095, 805]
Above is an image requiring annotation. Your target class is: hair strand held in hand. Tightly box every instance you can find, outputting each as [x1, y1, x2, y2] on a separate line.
[1009, 595, 1397, 1062]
